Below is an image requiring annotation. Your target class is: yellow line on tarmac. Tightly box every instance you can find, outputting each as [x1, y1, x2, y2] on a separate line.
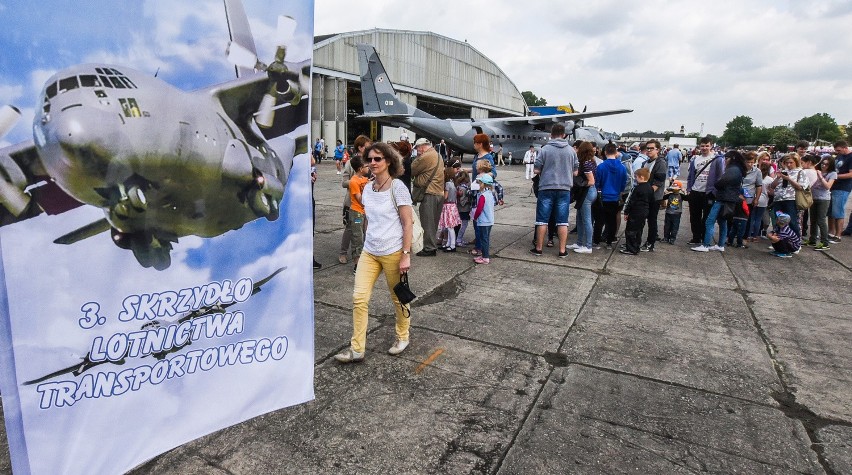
[415, 348, 444, 374]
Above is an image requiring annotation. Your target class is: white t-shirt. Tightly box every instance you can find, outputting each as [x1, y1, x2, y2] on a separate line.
[758, 175, 773, 207]
[691, 154, 714, 192]
[362, 179, 413, 256]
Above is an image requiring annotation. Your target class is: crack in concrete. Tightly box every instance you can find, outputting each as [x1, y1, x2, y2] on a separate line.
[727, 261, 843, 475]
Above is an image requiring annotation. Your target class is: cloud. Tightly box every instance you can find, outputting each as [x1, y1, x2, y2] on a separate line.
[315, 0, 852, 136]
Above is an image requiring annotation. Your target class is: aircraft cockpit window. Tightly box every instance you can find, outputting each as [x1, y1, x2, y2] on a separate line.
[99, 76, 112, 88]
[79, 75, 101, 87]
[109, 68, 123, 75]
[59, 76, 80, 93]
[120, 77, 136, 89]
[96, 67, 105, 74]
[109, 77, 127, 89]
[46, 82, 58, 99]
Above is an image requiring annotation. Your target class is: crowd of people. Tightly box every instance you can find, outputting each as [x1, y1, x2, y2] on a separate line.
[315, 129, 851, 363]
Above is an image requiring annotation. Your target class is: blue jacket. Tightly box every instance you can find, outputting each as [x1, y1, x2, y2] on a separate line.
[595, 158, 628, 202]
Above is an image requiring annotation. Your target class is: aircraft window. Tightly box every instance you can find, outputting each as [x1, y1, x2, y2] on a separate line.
[119, 98, 132, 117]
[120, 77, 136, 89]
[80, 75, 100, 87]
[109, 77, 126, 88]
[59, 76, 79, 93]
[96, 68, 105, 74]
[127, 98, 141, 117]
[46, 82, 58, 99]
[109, 68, 123, 75]
[98, 76, 112, 88]
[43, 97, 50, 114]
[94, 90, 107, 98]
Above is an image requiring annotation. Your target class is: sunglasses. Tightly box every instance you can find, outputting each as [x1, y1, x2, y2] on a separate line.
[646, 147, 657, 151]
[367, 156, 385, 162]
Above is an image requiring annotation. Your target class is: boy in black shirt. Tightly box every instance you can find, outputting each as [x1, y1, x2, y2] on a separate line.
[620, 168, 656, 255]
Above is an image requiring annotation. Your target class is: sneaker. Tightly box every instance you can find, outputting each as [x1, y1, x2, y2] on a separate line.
[352, 265, 357, 275]
[815, 243, 831, 251]
[387, 340, 409, 355]
[442, 247, 457, 253]
[793, 249, 800, 254]
[336, 171, 342, 175]
[546, 240, 554, 247]
[734, 243, 748, 249]
[827, 236, 841, 244]
[619, 249, 637, 255]
[691, 245, 710, 252]
[604, 243, 613, 250]
[640, 244, 654, 252]
[529, 248, 543, 256]
[334, 348, 365, 363]
[804, 241, 816, 247]
[710, 245, 725, 252]
[573, 246, 592, 254]
[473, 256, 490, 264]
[771, 251, 792, 258]
[313, 259, 322, 269]
[566, 243, 581, 250]
[338, 254, 348, 264]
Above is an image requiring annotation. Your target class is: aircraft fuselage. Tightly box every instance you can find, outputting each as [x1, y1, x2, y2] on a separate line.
[33, 64, 287, 239]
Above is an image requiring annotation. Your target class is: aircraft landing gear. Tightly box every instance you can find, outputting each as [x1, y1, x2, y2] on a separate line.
[111, 228, 172, 270]
[247, 188, 279, 221]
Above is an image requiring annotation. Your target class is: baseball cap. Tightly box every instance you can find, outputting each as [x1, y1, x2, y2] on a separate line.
[413, 137, 431, 147]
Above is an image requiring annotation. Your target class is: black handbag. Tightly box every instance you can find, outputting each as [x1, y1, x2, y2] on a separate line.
[393, 272, 417, 308]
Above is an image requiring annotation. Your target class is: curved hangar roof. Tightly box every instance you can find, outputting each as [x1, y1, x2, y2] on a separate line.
[313, 29, 526, 116]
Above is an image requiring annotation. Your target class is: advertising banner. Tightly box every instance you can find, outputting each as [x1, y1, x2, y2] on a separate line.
[0, 1, 316, 473]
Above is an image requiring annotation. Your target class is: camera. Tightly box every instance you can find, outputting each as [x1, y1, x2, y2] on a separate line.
[780, 170, 788, 175]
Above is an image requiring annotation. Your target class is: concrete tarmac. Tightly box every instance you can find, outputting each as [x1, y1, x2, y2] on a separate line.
[1, 160, 850, 474]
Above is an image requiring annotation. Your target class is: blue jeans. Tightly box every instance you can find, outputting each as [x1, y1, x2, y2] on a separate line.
[478, 225, 492, 258]
[748, 206, 766, 238]
[702, 201, 728, 247]
[536, 189, 570, 226]
[576, 186, 597, 248]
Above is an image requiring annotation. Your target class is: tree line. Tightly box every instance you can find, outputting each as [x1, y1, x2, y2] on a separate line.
[720, 113, 851, 150]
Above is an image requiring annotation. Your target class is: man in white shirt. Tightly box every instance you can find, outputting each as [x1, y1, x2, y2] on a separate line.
[523, 145, 537, 179]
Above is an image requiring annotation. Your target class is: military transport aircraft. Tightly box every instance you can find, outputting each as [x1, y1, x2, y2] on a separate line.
[356, 44, 632, 158]
[0, 0, 309, 270]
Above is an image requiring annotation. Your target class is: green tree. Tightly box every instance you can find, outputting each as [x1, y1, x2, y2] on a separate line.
[750, 126, 773, 146]
[721, 115, 754, 147]
[521, 91, 547, 107]
[770, 127, 798, 151]
[793, 113, 840, 143]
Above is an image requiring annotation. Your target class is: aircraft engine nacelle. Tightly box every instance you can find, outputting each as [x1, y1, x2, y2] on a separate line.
[0, 153, 32, 216]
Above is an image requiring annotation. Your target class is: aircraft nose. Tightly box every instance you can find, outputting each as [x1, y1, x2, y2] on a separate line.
[49, 106, 102, 149]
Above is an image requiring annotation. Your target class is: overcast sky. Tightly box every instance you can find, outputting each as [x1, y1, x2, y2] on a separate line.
[2, 1, 850, 142]
[315, 0, 852, 137]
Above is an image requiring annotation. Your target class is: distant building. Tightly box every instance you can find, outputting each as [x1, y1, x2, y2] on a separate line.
[311, 29, 526, 146]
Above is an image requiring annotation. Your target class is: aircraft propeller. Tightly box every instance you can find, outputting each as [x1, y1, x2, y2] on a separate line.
[226, 16, 305, 128]
[0, 105, 22, 142]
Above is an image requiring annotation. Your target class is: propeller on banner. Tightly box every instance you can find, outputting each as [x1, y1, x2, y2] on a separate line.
[0, 105, 22, 141]
[226, 16, 304, 128]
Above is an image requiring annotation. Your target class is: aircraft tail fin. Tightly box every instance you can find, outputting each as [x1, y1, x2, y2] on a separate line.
[224, 0, 259, 78]
[357, 44, 412, 117]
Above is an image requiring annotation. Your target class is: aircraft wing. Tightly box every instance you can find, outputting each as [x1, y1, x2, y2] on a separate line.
[472, 109, 633, 127]
[0, 140, 83, 227]
[206, 61, 310, 143]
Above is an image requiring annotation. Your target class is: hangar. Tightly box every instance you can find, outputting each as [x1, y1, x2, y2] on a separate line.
[311, 28, 527, 146]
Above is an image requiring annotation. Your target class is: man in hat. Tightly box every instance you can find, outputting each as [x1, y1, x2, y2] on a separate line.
[411, 137, 445, 256]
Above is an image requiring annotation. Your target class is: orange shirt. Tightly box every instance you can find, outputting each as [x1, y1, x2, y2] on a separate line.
[349, 175, 369, 213]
